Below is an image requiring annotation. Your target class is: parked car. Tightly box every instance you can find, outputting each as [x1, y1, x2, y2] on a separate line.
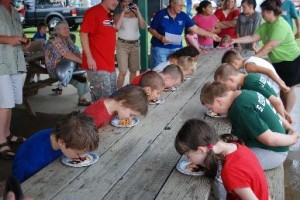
[20, 0, 89, 31]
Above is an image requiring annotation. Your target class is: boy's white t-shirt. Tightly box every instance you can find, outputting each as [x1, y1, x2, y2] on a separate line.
[244, 56, 280, 96]
[152, 61, 171, 72]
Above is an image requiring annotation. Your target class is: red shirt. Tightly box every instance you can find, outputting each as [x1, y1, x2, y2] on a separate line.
[214, 9, 240, 39]
[221, 143, 269, 200]
[84, 99, 114, 129]
[80, 4, 116, 72]
[131, 73, 145, 85]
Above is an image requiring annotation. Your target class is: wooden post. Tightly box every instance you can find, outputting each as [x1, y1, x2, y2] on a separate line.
[138, 0, 148, 72]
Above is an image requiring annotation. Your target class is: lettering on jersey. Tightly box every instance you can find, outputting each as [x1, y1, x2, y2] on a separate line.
[259, 76, 267, 85]
[164, 15, 169, 19]
[103, 19, 114, 27]
[178, 20, 183, 25]
[256, 92, 265, 112]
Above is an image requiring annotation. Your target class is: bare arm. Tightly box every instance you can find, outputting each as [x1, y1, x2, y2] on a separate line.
[295, 17, 300, 39]
[189, 25, 221, 41]
[257, 129, 299, 146]
[255, 40, 281, 58]
[185, 34, 201, 52]
[148, 28, 169, 44]
[268, 95, 286, 119]
[134, 5, 147, 29]
[245, 62, 289, 92]
[62, 51, 82, 64]
[217, 19, 237, 29]
[231, 34, 261, 44]
[80, 32, 96, 71]
[233, 188, 259, 200]
[0, 35, 24, 46]
[114, 12, 126, 30]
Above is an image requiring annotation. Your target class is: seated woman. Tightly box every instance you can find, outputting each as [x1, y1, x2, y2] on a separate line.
[45, 21, 91, 106]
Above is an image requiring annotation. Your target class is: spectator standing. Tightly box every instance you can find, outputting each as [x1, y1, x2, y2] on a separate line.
[149, 0, 220, 68]
[236, 0, 262, 51]
[0, 0, 28, 159]
[281, 0, 300, 38]
[80, 0, 119, 101]
[115, 0, 147, 89]
[214, 0, 240, 46]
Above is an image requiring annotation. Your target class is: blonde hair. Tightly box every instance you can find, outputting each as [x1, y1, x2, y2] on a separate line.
[177, 56, 197, 76]
[200, 81, 229, 105]
[222, 0, 237, 10]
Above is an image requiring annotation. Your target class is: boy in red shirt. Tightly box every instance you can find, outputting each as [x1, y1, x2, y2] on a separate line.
[84, 85, 148, 129]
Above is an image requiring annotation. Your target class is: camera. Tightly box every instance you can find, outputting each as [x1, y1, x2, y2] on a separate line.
[128, 2, 135, 10]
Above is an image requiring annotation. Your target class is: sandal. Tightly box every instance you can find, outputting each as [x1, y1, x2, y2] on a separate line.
[0, 142, 15, 159]
[77, 98, 91, 106]
[52, 88, 63, 95]
[7, 135, 26, 144]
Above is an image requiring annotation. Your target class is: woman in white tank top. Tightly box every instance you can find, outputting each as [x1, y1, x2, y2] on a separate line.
[115, 0, 147, 88]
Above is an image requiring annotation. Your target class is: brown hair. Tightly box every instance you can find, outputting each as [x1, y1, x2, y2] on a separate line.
[260, 0, 282, 16]
[113, 85, 148, 115]
[162, 64, 184, 82]
[37, 22, 47, 32]
[200, 81, 229, 105]
[175, 119, 223, 178]
[177, 56, 197, 75]
[214, 63, 239, 81]
[139, 71, 165, 90]
[53, 111, 99, 151]
[221, 50, 242, 64]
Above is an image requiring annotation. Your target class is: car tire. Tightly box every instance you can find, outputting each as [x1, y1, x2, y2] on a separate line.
[48, 17, 62, 29]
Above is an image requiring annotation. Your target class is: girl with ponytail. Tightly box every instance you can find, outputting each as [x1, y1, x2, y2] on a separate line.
[175, 119, 270, 200]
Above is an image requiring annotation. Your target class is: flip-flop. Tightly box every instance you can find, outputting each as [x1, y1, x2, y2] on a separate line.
[7, 135, 26, 144]
[0, 142, 15, 160]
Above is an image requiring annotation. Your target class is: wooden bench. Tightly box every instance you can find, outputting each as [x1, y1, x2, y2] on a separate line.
[23, 51, 58, 116]
[20, 49, 284, 200]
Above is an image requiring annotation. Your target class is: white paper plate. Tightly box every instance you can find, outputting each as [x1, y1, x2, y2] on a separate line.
[61, 152, 99, 168]
[171, 86, 178, 91]
[205, 110, 227, 118]
[111, 116, 140, 128]
[184, 77, 191, 81]
[176, 160, 205, 176]
[149, 98, 165, 105]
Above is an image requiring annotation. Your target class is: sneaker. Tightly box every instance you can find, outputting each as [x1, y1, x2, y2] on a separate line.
[52, 88, 62, 95]
[78, 98, 91, 106]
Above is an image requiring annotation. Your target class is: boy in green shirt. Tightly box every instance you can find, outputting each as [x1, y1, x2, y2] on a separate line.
[214, 63, 291, 123]
[200, 81, 299, 170]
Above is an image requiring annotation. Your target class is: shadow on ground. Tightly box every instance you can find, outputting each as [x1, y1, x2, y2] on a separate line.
[0, 108, 65, 194]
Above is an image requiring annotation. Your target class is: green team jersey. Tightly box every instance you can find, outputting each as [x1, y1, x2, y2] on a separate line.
[228, 90, 288, 152]
[242, 73, 277, 99]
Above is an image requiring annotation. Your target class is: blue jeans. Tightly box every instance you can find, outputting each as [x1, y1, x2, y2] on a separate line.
[150, 46, 179, 69]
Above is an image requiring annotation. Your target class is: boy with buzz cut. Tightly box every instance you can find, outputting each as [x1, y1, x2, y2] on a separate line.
[13, 112, 99, 183]
[214, 63, 291, 123]
[132, 64, 184, 90]
[221, 50, 289, 95]
[200, 81, 299, 170]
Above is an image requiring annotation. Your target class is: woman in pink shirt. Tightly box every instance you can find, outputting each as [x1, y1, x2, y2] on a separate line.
[193, 0, 220, 49]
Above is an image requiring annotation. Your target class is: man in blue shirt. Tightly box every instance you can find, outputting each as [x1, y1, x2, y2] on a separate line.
[149, 0, 220, 68]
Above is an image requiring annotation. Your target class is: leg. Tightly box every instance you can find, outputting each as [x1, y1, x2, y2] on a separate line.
[129, 71, 137, 83]
[282, 86, 297, 113]
[70, 79, 91, 106]
[128, 42, 140, 83]
[116, 39, 129, 88]
[110, 72, 117, 95]
[250, 147, 288, 170]
[117, 71, 127, 89]
[87, 70, 112, 101]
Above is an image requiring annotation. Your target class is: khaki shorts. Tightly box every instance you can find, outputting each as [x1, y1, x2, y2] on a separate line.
[116, 39, 141, 72]
[0, 73, 23, 108]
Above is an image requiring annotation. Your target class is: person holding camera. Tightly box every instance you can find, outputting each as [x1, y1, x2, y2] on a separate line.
[115, 0, 147, 88]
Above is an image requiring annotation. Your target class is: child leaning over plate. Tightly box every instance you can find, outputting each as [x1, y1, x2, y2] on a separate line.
[13, 111, 99, 183]
[84, 85, 148, 129]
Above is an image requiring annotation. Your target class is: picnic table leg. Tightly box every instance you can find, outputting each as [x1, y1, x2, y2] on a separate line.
[23, 97, 36, 117]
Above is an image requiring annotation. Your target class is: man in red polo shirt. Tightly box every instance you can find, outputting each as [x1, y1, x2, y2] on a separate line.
[80, 0, 119, 101]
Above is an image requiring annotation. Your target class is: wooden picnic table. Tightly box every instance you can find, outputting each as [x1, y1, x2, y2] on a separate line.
[23, 51, 57, 116]
[21, 49, 284, 200]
